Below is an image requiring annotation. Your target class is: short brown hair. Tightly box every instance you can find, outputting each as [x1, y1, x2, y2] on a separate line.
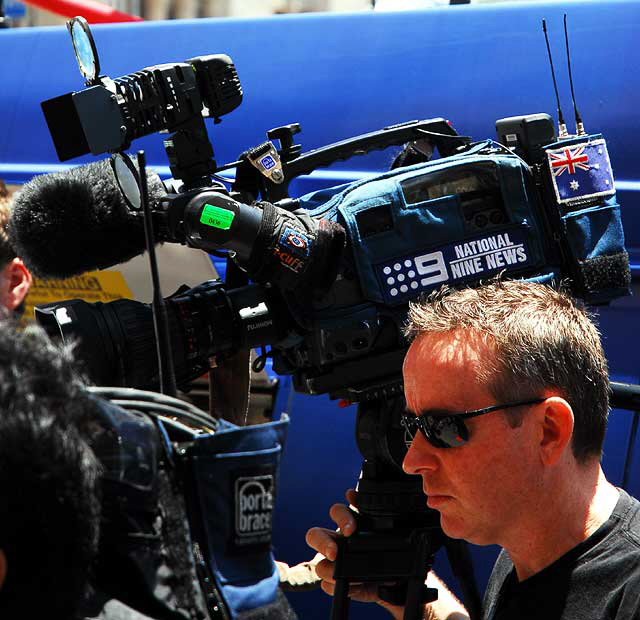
[405, 280, 609, 463]
[0, 181, 16, 267]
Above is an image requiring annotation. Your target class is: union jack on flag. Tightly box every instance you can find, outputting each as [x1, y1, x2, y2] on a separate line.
[545, 137, 615, 205]
[549, 145, 590, 176]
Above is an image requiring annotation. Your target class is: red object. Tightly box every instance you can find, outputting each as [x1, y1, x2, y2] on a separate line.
[549, 146, 590, 176]
[23, 0, 142, 23]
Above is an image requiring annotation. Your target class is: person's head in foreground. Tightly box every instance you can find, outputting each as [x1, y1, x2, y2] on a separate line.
[305, 280, 640, 620]
[0, 323, 101, 619]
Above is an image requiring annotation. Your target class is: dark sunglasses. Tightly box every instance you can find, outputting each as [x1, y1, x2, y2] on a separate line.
[400, 398, 546, 449]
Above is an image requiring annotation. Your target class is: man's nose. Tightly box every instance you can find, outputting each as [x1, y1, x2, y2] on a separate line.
[402, 433, 439, 475]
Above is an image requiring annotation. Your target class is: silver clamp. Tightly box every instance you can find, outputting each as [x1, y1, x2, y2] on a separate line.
[246, 141, 285, 184]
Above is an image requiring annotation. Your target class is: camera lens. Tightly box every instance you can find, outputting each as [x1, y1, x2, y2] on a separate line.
[35, 281, 279, 391]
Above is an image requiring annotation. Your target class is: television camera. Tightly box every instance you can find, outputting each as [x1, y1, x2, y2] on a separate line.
[18, 15, 630, 620]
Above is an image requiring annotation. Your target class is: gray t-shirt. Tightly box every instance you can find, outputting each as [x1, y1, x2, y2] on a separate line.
[483, 489, 640, 620]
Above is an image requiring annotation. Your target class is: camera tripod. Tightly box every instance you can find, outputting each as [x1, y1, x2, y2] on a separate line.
[330, 397, 482, 620]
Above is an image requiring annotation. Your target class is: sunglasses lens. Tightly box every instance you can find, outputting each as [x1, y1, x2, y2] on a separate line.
[401, 414, 470, 448]
[401, 414, 419, 441]
[424, 416, 469, 448]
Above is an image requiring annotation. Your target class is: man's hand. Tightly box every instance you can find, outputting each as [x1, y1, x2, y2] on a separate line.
[305, 490, 471, 620]
[305, 490, 406, 619]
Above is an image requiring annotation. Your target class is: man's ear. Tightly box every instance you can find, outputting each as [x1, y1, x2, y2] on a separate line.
[0, 549, 7, 590]
[3, 258, 32, 311]
[537, 396, 574, 466]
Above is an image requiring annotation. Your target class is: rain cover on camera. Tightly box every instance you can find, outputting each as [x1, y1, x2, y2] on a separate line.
[542, 134, 630, 303]
[84, 396, 210, 620]
[182, 415, 291, 619]
[302, 148, 549, 305]
[84, 395, 293, 620]
[299, 143, 629, 305]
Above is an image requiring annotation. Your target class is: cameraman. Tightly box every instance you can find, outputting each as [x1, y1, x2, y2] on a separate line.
[0, 322, 102, 619]
[0, 180, 32, 317]
[306, 280, 640, 619]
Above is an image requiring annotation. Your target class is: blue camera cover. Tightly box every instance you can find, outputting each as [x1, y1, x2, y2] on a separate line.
[302, 150, 549, 305]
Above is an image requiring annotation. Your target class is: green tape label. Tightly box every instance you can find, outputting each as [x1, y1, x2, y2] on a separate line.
[200, 204, 235, 230]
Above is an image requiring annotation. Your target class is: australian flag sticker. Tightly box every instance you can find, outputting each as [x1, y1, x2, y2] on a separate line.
[546, 137, 615, 205]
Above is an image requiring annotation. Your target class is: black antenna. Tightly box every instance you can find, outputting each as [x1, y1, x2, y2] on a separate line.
[137, 150, 178, 397]
[542, 18, 568, 138]
[564, 13, 586, 136]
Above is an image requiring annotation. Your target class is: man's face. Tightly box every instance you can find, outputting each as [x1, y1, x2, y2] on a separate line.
[402, 330, 544, 547]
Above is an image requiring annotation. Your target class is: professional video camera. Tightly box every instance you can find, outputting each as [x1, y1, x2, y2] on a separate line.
[30, 50, 630, 402]
[79, 385, 291, 620]
[10, 15, 630, 620]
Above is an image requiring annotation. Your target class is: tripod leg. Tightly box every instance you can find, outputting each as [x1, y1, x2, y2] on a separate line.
[331, 578, 351, 620]
[403, 577, 425, 620]
[444, 538, 481, 620]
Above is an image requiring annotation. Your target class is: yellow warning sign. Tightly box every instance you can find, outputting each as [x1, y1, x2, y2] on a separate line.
[22, 271, 133, 324]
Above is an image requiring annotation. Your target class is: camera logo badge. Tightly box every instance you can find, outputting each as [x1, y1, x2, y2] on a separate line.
[259, 154, 276, 170]
[282, 227, 310, 255]
[273, 226, 312, 274]
[375, 230, 531, 305]
[235, 475, 274, 542]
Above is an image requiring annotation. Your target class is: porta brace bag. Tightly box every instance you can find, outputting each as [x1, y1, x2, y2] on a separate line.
[181, 415, 292, 620]
[299, 141, 629, 305]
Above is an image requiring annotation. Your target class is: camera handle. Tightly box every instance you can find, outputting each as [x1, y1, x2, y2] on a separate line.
[231, 118, 470, 204]
[331, 519, 441, 620]
[330, 515, 483, 620]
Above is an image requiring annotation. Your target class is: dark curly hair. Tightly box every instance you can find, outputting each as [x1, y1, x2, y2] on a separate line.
[0, 322, 102, 619]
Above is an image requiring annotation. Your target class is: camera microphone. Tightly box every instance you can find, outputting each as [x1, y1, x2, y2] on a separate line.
[10, 157, 346, 298]
[8, 159, 166, 278]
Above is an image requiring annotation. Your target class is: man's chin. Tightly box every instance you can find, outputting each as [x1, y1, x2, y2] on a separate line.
[440, 517, 493, 546]
[439, 512, 474, 541]
[439, 520, 465, 540]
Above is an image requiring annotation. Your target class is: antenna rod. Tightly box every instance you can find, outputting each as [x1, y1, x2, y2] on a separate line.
[542, 18, 568, 138]
[564, 13, 586, 136]
[137, 150, 178, 397]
